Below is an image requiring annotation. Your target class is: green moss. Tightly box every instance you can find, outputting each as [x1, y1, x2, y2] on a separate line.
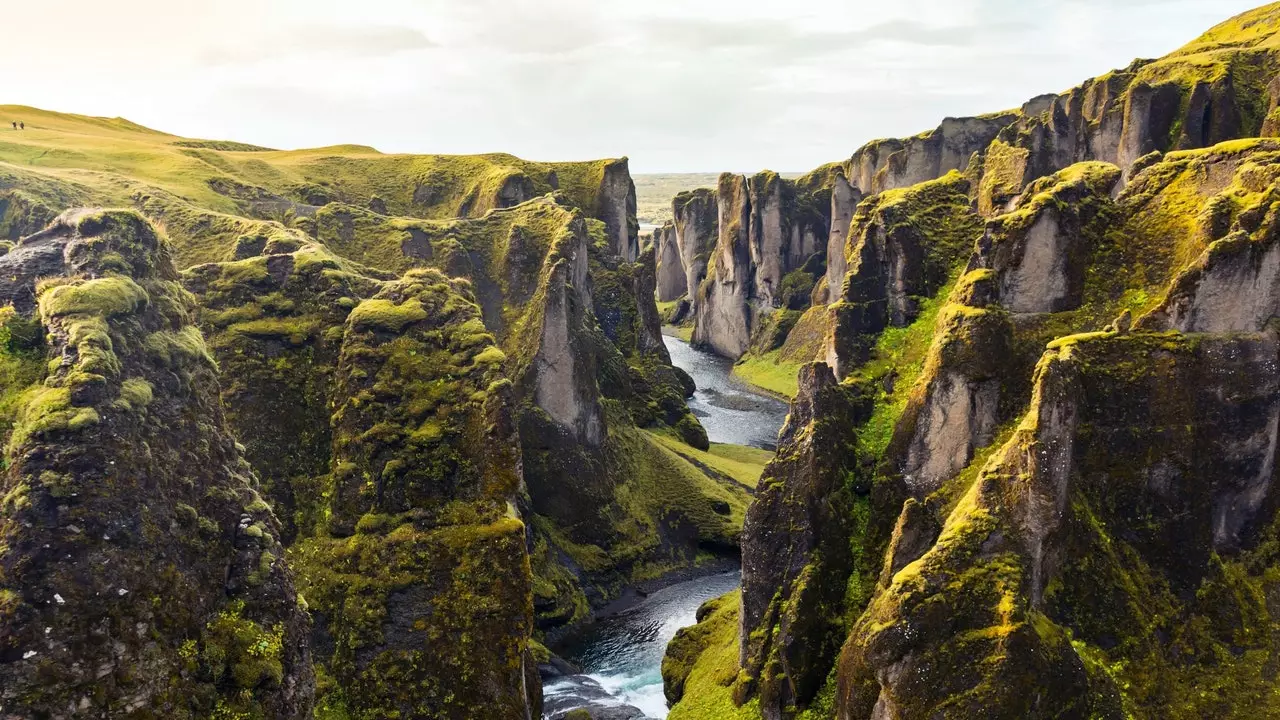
[198, 599, 286, 691]
[0, 308, 48, 443]
[978, 139, 1031, 215]
[665, 591, 763, 720]
[473, 345, 506, 366]
[7, 386, 99, 450]
[345, 298, 428, 333]
[38, 275, 148, 318]
[732, 351, 801, 399]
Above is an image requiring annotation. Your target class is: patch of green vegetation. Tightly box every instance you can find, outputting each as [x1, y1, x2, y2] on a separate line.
[665, 591, 763, 720]
[38, 276, 148, 318]
[0, 307, 47, 443]
[853, 274, 959, 458]
[732, 350, 801, 399]
[0, 104, 631, 270]
[646, 429, 773, 489]
[345, 298, 428, 333]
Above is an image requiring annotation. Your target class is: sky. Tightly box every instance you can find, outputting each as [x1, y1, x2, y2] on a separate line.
[0, 0, 1266, 173]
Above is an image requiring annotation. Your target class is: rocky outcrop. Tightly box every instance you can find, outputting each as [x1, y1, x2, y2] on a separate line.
[596, 159, 641, 263]
[184, 238, 540, 718]
[738, 364, 871, 718]
[693, 174, 755, 358]
[692, 171, 833, 360]
[821, 171, 863, 304]
[973, 162, 1123, 315]
[838, 331, 1280, 719]
[0, 210, 314, 719]
[850, 113, 1018, 195]
[894, 278, 1013, 496]
[292, 270, 536, 720]
[824, 172, 983, 378]
[655, 222, 685, 302]
[1139, 144, 1280, 333]
[673, 188, 719, 312]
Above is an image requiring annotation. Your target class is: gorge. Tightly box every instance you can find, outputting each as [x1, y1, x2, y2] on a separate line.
[5, 3, 1280, 720]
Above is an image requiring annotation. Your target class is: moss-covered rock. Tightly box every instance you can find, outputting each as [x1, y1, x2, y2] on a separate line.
[0, 209, 314, 718]
[824, 171, 984, 378]
[839, 331, 1280, 718]
[738, 364, 876, 717]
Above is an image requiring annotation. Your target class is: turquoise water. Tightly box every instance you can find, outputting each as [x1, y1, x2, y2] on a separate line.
[541, 332, 787, 719]
[545, 571, 743, 718]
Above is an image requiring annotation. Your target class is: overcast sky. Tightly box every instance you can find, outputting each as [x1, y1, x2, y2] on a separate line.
[0, 0, 1264, 173]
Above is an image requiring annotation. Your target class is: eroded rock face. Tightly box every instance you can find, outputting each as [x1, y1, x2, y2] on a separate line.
[822, 172, 862, 305]
[654, 223, 685, 302]
[893, 272, 1014, 499]
[849, 114, 1016, 195]
[691, 171, 832, 359]
[972, 162, 1122, 315]
[980, 40, 1274, 213]
[739, 364, 870, 719]
[673, 188, 719, 313]
[532, 225, 606, 448]
[1142, 181, 1280, 333]
[0, 210, 314, 719]
[693, 174, 755, 358]
[825, 173, 982, 378]
[839, 332, 1280, 719]
[598, 159, 640, 263]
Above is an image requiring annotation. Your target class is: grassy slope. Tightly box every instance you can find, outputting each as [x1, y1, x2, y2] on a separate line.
[0, 105, 621, 266]
[646, 430, 773, 490]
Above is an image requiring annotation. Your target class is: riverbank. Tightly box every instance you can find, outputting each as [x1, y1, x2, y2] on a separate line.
[540, 333, 788, 719]
[545, 570, 745, 719]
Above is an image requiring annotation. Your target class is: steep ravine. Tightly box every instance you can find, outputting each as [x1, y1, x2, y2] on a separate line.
[541, 333, 786, 720]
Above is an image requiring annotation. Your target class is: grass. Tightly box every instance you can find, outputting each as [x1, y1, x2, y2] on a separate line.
[854, 274, 960, 458]
[669, 324, 694, 342]
[732, 350, 802, 399]
[665, 591, 763, 720]
[0, 104, 625, 269]
[645, 429, 773, 490]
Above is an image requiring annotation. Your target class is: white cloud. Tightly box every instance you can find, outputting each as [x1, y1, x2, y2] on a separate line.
[0, 0, 1267, 172]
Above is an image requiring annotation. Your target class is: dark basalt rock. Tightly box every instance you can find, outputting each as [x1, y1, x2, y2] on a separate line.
[738, 363, 873, 718]
[0, 210, 314, 718]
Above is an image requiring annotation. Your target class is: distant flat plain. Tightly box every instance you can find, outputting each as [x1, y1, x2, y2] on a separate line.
[634, 172, 801, 227]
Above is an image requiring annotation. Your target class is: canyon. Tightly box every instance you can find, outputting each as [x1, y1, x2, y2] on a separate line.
[3, 3, 1280, 720]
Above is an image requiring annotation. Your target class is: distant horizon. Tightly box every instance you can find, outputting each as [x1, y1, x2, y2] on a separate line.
[0, 1, 1266, 173]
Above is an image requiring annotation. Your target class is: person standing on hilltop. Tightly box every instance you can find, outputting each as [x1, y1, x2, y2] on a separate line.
[19, 122, 24, 130]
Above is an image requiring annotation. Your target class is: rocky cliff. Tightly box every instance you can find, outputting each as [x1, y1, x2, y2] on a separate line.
[0, 210, 313, 719]
[681, 1, 1280, 382]
[692, 171, 833, 359]
[0, 104, 737, 717]
[674, 188, 720, 312]
[665, 6, 1280, 719]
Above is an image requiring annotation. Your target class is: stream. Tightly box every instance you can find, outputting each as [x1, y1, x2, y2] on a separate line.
[541, 333, 789, 719]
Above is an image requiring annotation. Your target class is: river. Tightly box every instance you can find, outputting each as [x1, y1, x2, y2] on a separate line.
[541, 333, 789, 719]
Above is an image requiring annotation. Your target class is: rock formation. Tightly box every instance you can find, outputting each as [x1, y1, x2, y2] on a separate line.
[692, 171, 833, 359]
[0, 210, 313, 719]
[655, 222, 685, 302]
[665, 8, 1280, 719]
[673, 188, 719, 312]
[824, 172, 983, 379]
[849, 113, 1017, 196]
